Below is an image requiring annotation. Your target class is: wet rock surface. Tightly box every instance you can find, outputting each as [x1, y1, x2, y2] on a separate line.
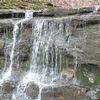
[0, 79, 99, 100]
[0, 39, 4, 55]
[0, 70, 26, 100]
[41, 86, 80, 100]
[25, 82, 39, 99]
[0, 14, 100, 66]
[1, 81, 15, 93]
[0, 6, 100, 18]
[0, 81, 15, 100]
[0, 79, 91, 100]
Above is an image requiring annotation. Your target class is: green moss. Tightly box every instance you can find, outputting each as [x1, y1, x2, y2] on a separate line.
[80, 72, 93, 86]
[95, 72, 100, 85]
[8, 32, 13, 39]
[80, 71, 100, 86]
[20, 60, 30, 70]
[6, 32, 13, 43]
[96, 92, 100, 100]
[0, 56, 4, 69]
[0, 0, 47, 9]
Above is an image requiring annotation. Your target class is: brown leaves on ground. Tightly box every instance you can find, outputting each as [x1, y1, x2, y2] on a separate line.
[40, 0, 100, 8]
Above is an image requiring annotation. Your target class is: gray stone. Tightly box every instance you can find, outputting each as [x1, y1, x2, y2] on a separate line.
[36, 85, 91, 100]
[0, 7, 98, 18]
[0, 80, 16, 100]
[1, 80, 15, 93]
[25, 82, 39, 99]
[0, 39, 4, 55]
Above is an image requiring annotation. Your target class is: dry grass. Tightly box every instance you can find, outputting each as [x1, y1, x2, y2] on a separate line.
[0, 0, 45, 9]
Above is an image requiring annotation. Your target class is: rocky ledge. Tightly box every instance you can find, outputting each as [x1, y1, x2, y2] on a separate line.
[0, 6, 100, 19]
[0, 10, 100, 66]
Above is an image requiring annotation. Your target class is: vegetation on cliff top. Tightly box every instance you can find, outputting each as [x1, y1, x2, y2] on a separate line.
[0, 0, 51, 9]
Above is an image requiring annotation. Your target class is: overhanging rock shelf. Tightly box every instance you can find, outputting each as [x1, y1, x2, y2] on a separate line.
[0, 6, 100, 18]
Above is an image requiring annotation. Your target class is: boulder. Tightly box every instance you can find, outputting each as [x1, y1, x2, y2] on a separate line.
[0, 80, 16, 100]
[32, 85, 91, 100]
[25, 82, 39, 99]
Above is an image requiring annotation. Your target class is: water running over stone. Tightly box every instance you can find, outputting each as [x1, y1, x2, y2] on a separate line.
[0, 10, 33, 85]
[12, 18, 83, 100]
[94, 5, 100, 13]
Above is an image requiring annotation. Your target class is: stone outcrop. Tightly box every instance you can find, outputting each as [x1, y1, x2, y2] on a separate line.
[0, 13, 100, 66]
[0, 7, 100, 18]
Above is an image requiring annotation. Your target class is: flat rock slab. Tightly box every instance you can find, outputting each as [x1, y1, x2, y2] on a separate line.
[0, 14, 100, 27]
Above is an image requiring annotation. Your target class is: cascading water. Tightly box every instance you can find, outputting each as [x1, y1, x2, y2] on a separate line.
[0, 10, 33, 85]
[12, 18, 81, 100]
[93, 5, 100, 13]
[0, 5, 99, 100]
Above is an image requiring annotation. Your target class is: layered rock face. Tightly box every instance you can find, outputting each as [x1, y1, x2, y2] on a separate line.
[0, 14, 100, 84]
[0, 14, 100, 67]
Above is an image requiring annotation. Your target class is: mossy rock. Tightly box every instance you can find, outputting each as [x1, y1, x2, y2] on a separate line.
[0, 0, 49, 9]
[20, 60, 30, 70]
[96, 91, 100, 100]
[75, 63, 100, 86]
[0, 56, 4, 69]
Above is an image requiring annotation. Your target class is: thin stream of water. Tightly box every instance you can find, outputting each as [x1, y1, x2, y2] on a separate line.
[0, 10, 33, 85]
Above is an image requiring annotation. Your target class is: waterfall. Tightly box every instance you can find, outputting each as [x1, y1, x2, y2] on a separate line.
[11, 18, 82, 100]
[93, 5, 100, 13]
[0, 10, 33, 85]
[35, 86, 43, 100]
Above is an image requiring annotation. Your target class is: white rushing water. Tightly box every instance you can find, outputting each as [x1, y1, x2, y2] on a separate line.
[0, 10, 33, 85]
[93, 5, 100, 13]
[12, 20, 55, 100]
[12, 18, 81, 100]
